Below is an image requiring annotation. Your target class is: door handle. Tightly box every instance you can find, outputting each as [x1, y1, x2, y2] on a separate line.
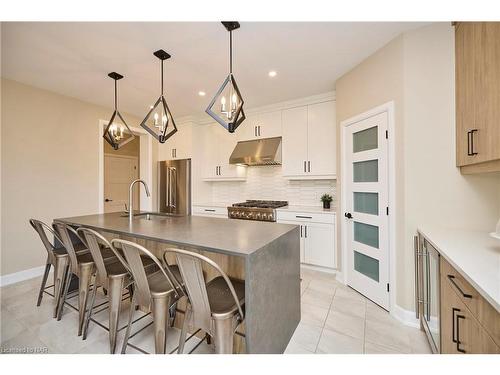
[447, 275, 472, 299]
[104, 198, 113, 202]
[344, 212, 353, 219]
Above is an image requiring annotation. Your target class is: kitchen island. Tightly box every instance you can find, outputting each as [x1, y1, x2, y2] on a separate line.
[54, 212, 301, 354]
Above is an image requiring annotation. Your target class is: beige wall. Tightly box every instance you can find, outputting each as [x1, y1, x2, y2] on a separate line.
[103, 135, 140, 157]
[0, 78, 143, 276]
[335, 23, 500, 311]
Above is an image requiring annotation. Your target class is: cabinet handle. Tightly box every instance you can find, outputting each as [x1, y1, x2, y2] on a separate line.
[296, 215, 312, 219]
[258, 126, 261, 136]
[308, 161, 311, 172]
[204, 209, 216, 212]
[300, 225, 302, 238]
[456, 314, 466, 353]
[304, 225, 307, 238]
[452, 307, 460, 343]
[255, 126, 257, 137]
[218, 166, 221, 176]
[304, 161, 307, 172]
[467, 129, 478, 156]
[447, 275, 472, 299]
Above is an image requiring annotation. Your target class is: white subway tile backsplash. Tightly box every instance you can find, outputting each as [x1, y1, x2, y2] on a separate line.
[211, 166, 336, 206]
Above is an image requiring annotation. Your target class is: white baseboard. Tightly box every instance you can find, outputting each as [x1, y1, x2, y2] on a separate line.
[391, 304, 421, 329]
[301, 263, 338, 275]
[0, 265, 47, 287]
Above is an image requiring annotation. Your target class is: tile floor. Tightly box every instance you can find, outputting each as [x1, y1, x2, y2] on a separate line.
[0, 267, 431, 354]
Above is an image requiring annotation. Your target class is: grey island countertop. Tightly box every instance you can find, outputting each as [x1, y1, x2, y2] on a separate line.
[54, 211, 297, 257]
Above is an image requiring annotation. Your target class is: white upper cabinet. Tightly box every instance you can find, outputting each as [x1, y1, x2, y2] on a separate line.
[282, 106, 309, 176]
[282, 100, 336, 179]
[158, 122, 193, 160]
[202, 123, 247, 181]
[238, 110, 282, 140]
[307, 101, 336, 177]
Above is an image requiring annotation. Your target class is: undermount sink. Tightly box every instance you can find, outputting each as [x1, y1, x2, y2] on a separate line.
[121, 212, 181, 220]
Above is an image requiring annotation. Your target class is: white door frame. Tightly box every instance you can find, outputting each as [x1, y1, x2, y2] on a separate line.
[340, 101, 396, 313]
[98, 120, 153, 213]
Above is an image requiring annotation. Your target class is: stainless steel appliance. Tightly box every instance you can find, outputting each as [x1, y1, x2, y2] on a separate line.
[227, 200, 288, 222]
[415, 233, 441, 353]
[229, 137, 282, 166]
[158, 159, 191, 215]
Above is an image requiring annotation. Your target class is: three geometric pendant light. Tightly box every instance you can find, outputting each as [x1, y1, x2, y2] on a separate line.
[103, 22, 245, 150]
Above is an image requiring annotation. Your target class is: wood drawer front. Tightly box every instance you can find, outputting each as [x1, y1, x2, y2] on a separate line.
[441, 257, 500, 346]
[276, 211, 335, 224]
[441, 278, 499, 354]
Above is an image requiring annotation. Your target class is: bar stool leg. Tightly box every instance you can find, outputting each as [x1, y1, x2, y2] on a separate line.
[121, 291, 136, 354]
[78, 264, 94, 336]
[83, 274, 98, 340]
[53, 257, 68, 318]
[108, 276, 125, 354]
[152, 295, 172, 354]
[37, 262, 51, 306]
[57, 264, 72, 321]
[177, 304, 192, 354]
[213, 316, 235, 354]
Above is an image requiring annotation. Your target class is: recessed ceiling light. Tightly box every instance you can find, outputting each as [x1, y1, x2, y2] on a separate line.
[268, 71, 277, 78]
[198, 91, 206, 96]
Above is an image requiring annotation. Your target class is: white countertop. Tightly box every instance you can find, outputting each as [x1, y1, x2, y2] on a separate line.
[418, 226, 500, 312]
[276, 205, 336, 215]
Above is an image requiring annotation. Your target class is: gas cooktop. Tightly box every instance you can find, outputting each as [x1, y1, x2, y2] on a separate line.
[228, 200, 288, 222]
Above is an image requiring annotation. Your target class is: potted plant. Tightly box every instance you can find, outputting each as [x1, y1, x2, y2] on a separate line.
[321, 194, 333, 209]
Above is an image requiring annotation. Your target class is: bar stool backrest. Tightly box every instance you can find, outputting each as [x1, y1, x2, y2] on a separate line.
[163, 248, 244, 335]
[110, 239, 181, 309]
[29, 219, 66, 265]
[77, 227, 128, 288]
[53, 222, 85, 274]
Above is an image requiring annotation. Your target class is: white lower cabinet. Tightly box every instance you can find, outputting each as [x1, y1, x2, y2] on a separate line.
[277, 210, 336, 269]
[192, 205, 228, 218]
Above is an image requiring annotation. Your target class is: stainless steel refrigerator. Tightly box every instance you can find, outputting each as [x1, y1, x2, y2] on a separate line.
[158, 159, 191, 215]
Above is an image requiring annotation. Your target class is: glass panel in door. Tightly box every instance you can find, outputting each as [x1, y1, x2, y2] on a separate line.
[354, 251, 379, 282]
[354, 221, 379, 249]
[353, 160, 378, 182]
[353, 126, 378, 153]
[353, 192, 378, 215]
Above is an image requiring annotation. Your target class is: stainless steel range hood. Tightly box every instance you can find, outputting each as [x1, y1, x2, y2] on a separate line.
[229, 136, 282, 166]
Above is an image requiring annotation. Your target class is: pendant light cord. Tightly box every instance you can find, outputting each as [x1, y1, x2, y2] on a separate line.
[161, 59, 164, 97]
[114, 79, 117, 110]
[229, 30, 233, 74]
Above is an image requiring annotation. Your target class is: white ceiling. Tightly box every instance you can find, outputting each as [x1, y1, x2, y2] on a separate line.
[1, 22, 425, 118]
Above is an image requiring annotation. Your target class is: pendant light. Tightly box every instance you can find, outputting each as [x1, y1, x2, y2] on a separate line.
[103, 72, 135, 150]
[206, 21, 246, 133]
[140, 49, 177, 143]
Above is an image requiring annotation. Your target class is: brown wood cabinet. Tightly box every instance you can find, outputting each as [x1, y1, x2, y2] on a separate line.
[440, 257, 500, 353]
[455, 22, 500, 174]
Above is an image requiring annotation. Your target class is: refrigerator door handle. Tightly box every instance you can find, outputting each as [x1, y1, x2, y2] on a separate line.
[170, 167, 177, 209]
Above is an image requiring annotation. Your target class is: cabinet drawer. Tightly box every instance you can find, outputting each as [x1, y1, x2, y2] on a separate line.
[441, 257, 500, 346]
[276, 210, 335, 224]
[441, 276, 499, 354]
[192, 205, 228, 217]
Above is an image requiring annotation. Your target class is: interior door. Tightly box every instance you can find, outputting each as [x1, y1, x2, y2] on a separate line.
[345, 112, 389, 309]
[104, 155, 139, 213]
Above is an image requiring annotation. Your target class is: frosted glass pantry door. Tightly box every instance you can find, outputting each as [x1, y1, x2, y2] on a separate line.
[344, 112, 389, 310]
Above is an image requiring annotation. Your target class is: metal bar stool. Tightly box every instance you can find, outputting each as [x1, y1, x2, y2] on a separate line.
[164, 249, 245, 354]
[29, 219, 71, 317]
[110, 239, 184, 354]
[53, 222, 117, 335]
